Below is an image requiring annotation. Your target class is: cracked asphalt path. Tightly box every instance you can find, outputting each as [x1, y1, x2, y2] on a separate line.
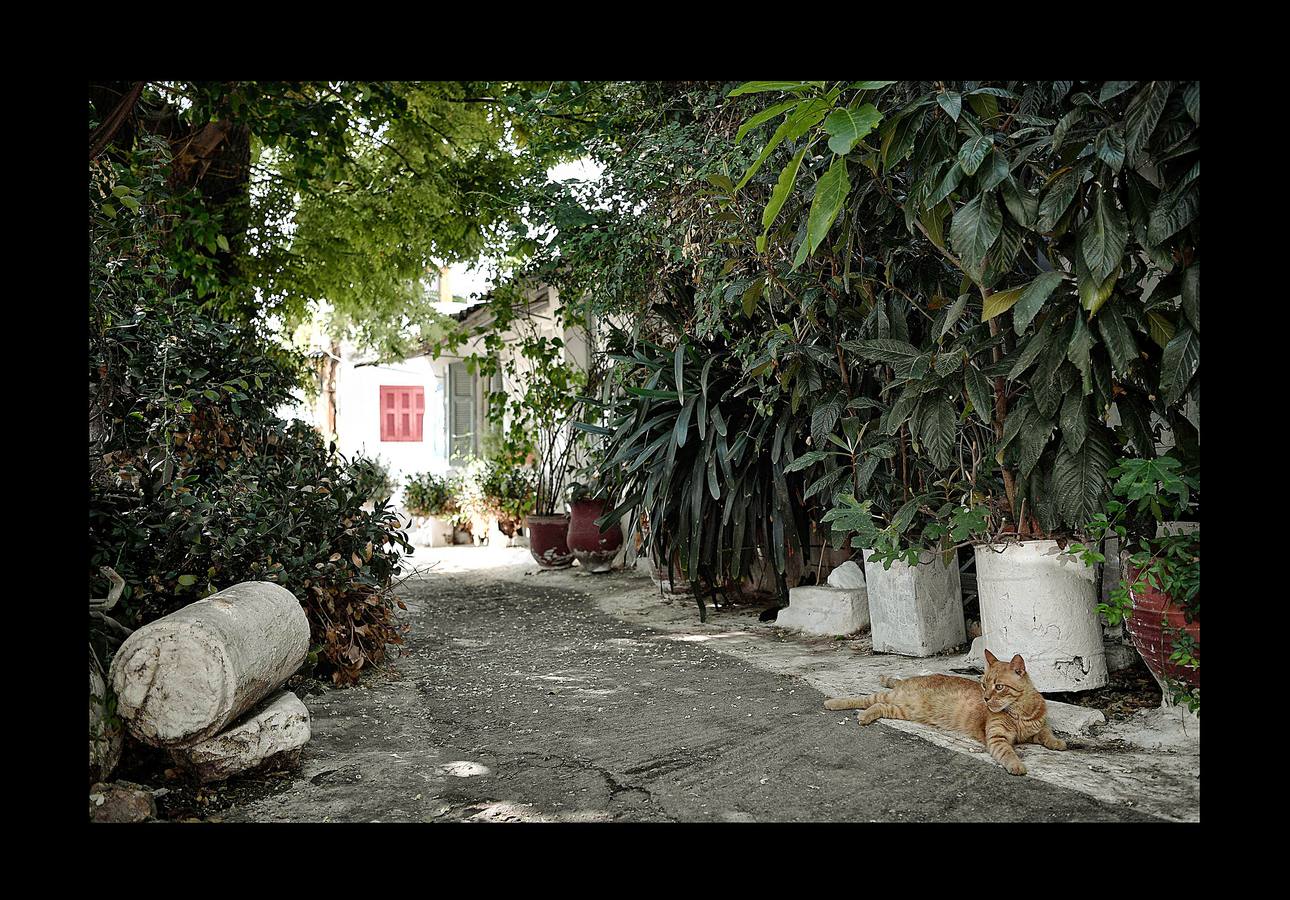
[226, 568, 1157, 822]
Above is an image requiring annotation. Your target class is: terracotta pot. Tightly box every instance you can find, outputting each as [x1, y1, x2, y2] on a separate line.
[567, 499, 623, 573]
[526, 514, 573, 568]
[1123, 560, 1200, 692]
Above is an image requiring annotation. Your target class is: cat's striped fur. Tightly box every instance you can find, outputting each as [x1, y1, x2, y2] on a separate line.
[823, 649, 1066, 776]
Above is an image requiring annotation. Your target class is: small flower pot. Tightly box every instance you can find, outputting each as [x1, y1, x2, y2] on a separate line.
[974, 540, 1108, 692]
[525, 514, 574, 568]
[567, 499, 624, 573]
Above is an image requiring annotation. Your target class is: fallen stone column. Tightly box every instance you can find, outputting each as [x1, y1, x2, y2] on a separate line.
[109, 582, 310, 748]
[170, 691, 312, 783]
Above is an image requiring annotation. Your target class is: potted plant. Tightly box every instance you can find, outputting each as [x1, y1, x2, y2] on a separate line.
[523, 381, 581, 569]
[402, 471, 459, 548]
[483, 461, 537, 542]
[565, 479, 624, 573]
[1073, 455, 1199, 713]
[823, 489, 974, 658]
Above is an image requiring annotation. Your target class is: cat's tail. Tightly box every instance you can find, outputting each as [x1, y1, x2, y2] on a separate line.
[824, 692, 888, 710]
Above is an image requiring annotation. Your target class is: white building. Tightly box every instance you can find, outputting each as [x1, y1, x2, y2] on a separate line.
[292, 277, 592, 509]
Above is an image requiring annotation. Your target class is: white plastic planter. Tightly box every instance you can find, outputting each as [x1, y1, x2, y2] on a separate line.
[409, 516, 452, 548]
[863, 549, 965, 657]
[974, 540, 1108, 692]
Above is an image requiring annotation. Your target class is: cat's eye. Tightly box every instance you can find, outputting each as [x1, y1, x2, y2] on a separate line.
[994, 684, 1003, 692]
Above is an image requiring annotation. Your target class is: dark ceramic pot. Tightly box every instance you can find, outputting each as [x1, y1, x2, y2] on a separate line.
[567, 499, 624, 573]
[526, 514, 574, 568]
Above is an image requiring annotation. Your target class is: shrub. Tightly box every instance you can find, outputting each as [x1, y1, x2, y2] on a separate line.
[91, 422, 412, 683]
[89, 130, 411, 685]
[457, 458, 537, 535]
[403, 471, 460, 519]
[347, 452, 396, 505]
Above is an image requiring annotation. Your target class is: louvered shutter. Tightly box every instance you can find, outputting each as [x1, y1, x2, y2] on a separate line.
[379, 385, 424, 442]
[448, 363, 475, 463]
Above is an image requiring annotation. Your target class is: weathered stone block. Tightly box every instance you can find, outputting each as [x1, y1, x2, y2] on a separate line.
[110, 581, 310, 748]
[864, 550, 965, 657]
[826, 560, 866, 589]
[776, 585, 869, 636]
[170, 691, 311, 784]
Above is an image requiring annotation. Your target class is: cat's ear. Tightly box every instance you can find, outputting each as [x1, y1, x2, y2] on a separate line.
[1011, 654, 1026, 675]
[984, 648, 998, 666]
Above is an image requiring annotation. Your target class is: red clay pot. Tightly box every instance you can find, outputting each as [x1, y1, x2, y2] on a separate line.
[526, 514, 574, 568]
[1123, 561, 1200, 691]
[567, 499, 623, 573]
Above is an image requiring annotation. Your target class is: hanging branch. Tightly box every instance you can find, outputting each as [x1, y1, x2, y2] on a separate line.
[90, 82, 146, 161]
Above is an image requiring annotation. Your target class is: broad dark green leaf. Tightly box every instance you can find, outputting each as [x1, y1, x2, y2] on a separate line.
[785, 449, 829, 473]
[1096, 301, 1139, 374]
[1099, 81, 1136, 103]
[762, 145, 807, 233]
[728, 82, 816, 97]
[927, 164, 964, 208]
[1181, 262, 1199, 333]
[1094, 126, 1126, 172]
[1159, 323, 1200, 405]
[810, 395, 843, 445]
[1067, 313, 1095, 395]
[1059, 391, 1088, 450]
[958, 136, 993, 177]
[1012, 271, 1064, 335]
[1081, 189, 1129, 284]
[939, 293, 969, 339]
[977, 151, 1010, 193]
[1001, 176, 1038, 230]
[803, 156, 851, 259]
[735, 100, 798, 143]
[1053, 423, 1115, 528]
[949, 192, 1002, 271]
[1077, 248, 1119, 317]
[1125, 81, 1173, 162]
[825, 103, 882, 155]
[1037, 168, 1079, 233]
[937, 91, 962, 121]
[964, 365, 994, 427]
[1147, 310, 1176, 349]
[1147, 179, 1199, 246]
[920, 397, 956, 469]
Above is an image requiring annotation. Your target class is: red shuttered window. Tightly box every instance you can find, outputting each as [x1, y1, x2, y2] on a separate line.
[379, 385, 424, 442]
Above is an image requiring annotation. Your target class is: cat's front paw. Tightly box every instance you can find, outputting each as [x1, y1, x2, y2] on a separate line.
[1048, 738, 1068, 751]
[1005, 759, 1027, 776]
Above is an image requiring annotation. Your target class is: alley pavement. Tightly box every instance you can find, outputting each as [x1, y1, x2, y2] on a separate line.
[225, 555, 1161, 822]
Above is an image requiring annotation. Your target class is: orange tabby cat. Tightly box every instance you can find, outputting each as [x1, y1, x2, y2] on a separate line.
[823, 649, 1066, 776]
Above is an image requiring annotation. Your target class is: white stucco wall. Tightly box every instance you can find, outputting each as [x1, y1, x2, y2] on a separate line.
[334, 353, 451, 503]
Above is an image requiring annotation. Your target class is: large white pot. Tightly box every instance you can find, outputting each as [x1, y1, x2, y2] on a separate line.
[863, 549, 965, 657]
[974, 540, 1108, 692]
